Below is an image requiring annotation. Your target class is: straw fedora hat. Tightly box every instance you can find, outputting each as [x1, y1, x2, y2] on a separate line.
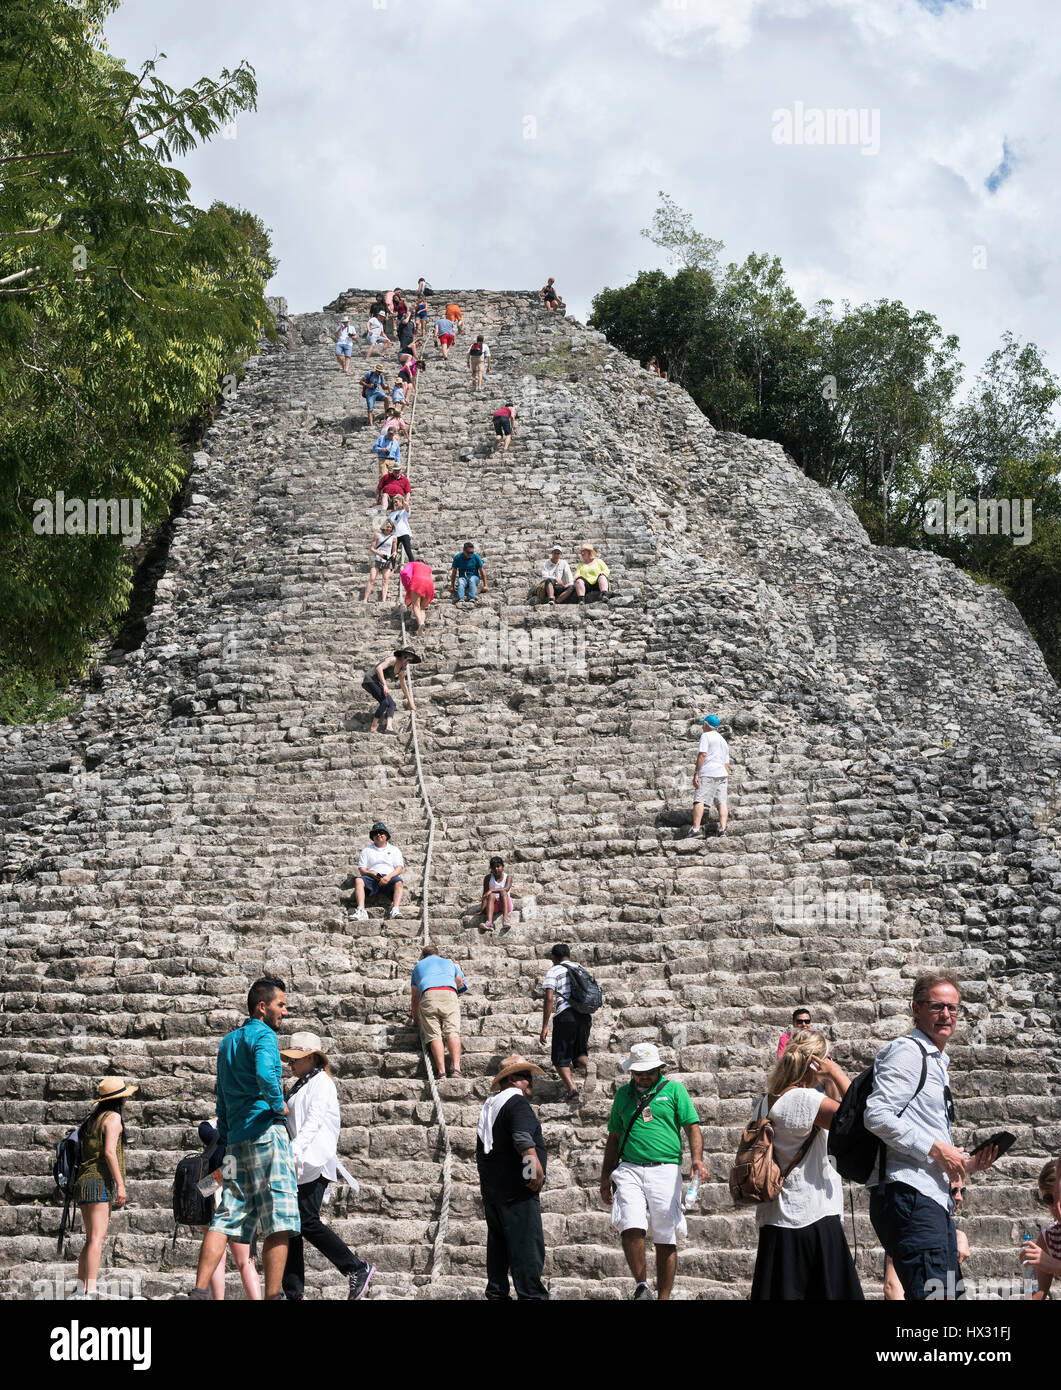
[579, 541, 597, 555]
[492, 1054, 546, 1090]
[279, 1031, 331, 1069]
[96, 1076, 138, 1102]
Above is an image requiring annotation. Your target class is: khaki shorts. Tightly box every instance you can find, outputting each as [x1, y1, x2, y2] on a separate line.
[419, 988, 460, 1043]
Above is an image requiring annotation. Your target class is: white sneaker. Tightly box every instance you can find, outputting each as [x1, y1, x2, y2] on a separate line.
[389, 906, 402, 918]
[352, 907, 368, 921]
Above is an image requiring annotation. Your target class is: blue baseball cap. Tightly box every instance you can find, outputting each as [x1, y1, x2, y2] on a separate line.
[699, 715, 720, 728]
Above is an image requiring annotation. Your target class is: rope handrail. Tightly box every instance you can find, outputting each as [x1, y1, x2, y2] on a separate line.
[394, 329, 451, 1286]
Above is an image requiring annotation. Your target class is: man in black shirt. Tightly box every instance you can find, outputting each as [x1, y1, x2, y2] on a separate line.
[475, 1054, 549, 1300]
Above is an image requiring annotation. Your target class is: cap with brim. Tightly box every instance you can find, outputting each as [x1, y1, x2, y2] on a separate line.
[492, 1054, 546, 1089]
[620, 1042, 664, 1073]
[393, 647, 421, 662]
[700, 715, 720, 727]
[280, 1031, 331, 1069]
[96, 1076, 139, 1102]
[550, 545, 563, 555]
[370, 821, 390, 838]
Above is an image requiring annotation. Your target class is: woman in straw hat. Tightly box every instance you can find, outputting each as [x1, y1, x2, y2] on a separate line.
[573, 542, 611, 603]
[71, 1075, 138, 1298]
[279, 1032, 374, 1301]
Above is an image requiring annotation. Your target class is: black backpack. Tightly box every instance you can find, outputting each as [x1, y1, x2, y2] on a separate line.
[563, 962, 604, 1015]
[53, 1118, 88, 1255]
[828, 1037, 928, 1183]
[172, 1151, 218, 1244]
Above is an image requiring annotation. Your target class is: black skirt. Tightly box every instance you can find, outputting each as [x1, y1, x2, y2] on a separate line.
[750, 1214, 864, 1300]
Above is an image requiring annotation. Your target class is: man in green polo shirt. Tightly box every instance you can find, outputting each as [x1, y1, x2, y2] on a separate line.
[599, 1042, 707, 1301]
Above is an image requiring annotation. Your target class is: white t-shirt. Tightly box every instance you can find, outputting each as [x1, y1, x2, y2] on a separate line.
[543, 963, 573, 1015]
[697, 730, 729, 778]
[358, 843, 403, 876]
[754, 1088, 842, 1229]
[367, 317, 384, 339]
[335, 323, 351, 344]
[541, 558, 574, 585]
[390, 508, 411, 539]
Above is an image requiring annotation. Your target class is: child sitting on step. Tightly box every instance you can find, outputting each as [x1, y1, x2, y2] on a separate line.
[481, 856, 514, 928]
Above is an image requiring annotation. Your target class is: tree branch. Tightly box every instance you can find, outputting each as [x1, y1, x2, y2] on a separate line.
[0, 266, 40, 286]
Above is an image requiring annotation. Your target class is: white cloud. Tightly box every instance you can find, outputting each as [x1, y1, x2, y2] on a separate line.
[102, 0, 1061, 384]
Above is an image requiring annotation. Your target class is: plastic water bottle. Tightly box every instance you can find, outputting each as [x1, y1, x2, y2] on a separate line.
[684, 1175, 701, 1210]
[1020, 1235, 1038, 1298]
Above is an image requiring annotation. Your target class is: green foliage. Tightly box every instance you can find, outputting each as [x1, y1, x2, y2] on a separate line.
[0, 0, 275, 720]
[590, 194, 1061, 681]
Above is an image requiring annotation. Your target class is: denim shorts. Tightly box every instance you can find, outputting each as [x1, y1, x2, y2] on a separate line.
[870, 1181, 961, 1300]
[361, 874, 402, 898]
[335, 341, 353, 357]
[365, 391, 386, 411]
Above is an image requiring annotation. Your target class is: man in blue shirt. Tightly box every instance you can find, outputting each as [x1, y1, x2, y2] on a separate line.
[372, 426, 401, 469]
[865, 970, 998, 1300]
[362, 368, 387, 426]
[411, 944, 467, 1078]
[449, 542, 488, 604]
[182, 977, 301, 1300]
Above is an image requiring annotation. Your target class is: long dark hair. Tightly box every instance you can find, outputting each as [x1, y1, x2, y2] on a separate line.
[87, 1096, 126, 1138]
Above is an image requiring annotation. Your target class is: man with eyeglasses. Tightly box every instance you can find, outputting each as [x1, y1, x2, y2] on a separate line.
[865, 970, 998, 1300]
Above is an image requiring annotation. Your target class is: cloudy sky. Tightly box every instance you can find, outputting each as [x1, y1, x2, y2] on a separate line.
[104, 0, 1059, 384]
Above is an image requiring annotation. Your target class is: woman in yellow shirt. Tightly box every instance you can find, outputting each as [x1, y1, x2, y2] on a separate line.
[574, 543, 611, 602]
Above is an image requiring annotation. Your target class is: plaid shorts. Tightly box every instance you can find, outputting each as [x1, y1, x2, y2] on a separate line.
[209, 1126, 300, 1242]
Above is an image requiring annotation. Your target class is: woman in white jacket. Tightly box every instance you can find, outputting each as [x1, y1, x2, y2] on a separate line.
[280, 1032, 374, 1300]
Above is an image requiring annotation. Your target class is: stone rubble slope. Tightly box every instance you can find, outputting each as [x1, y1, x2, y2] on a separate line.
[0, 289, 1058, 1299]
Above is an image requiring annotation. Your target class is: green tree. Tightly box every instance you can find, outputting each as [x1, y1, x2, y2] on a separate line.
[0, 0, 272, 716]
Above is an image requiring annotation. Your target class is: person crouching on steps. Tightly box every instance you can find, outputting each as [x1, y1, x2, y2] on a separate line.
[70, 1076, 138, 1298]
[280, 1033, 374, 1301]
[362, 646, 419, 734]
[481, 855, 513, 927]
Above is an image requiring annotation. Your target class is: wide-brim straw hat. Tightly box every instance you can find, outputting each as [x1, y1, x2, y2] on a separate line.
[280, 1031, 331, 1068]
[96, 1076, 138, 1102]
[579, 541, 597, 555]
[492, 1054, 546, 1089]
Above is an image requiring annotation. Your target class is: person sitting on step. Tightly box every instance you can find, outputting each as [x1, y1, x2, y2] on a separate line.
[351, 822, 405, 919]
[540, 277, 564, 312]
[537, 545, 574, 604]
[573, 542, 611, 602]
[449, 541, 488, 604]
[481, 855, 514, 928]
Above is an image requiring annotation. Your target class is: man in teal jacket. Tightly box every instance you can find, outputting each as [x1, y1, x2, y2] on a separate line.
[182, 977, 301, 1300]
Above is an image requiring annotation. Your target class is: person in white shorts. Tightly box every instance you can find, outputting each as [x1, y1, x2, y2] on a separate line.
[688, 713, 730, 838]
[598, 1042, 707, 1301]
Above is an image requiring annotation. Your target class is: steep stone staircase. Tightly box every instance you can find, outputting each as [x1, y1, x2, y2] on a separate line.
[0, 290, 1058, 1299]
